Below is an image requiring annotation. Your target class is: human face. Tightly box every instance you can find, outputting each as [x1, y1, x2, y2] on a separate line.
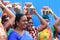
[27, 19, 33, 31]
[28, 19, 33, 27]
[3, 17, 10, 29]
[17, 15, 28, 30]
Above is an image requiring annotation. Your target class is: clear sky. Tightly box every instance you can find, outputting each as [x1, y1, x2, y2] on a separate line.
[6, 0, 60, 27]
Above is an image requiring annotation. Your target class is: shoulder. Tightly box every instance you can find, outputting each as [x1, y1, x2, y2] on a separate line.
[8, 30, 18, 38]
[24, 31, 33, 39]
[8, 30, 18, 40]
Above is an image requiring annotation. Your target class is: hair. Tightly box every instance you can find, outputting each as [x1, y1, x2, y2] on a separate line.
[42, 15, 49, 20]
[27, 17, 32, 21]
[2, 15, 12, 31]
[2, 15, 8, 24]
[14, 13, 24, 29]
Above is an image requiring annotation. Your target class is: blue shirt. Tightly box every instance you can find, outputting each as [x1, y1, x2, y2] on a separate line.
[8, 30, 34, 40]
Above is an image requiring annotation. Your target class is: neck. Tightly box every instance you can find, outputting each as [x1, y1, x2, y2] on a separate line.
[15, 27, 24, 36]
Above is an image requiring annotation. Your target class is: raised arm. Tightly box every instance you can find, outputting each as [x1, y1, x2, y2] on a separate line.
[0, 18, 7, 40]
[53, 18, 60, 32]
[33, 9, 48, 25]
[0, 2, 15, 28]
[33, 9, 48, 31]
[49, 8, 60, 32]
[49, 8, 59, 20]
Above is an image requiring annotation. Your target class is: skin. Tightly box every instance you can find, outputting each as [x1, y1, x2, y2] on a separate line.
[27, 19, 33, 31]
[0, 2, 15, 40]
[15, 15, 28, 36]
[0, 18, 7, 40]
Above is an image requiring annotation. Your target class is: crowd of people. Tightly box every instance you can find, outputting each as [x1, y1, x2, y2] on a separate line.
[0, 0, 60, 40]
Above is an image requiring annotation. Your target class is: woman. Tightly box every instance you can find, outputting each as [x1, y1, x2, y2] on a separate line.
[8, 13, 34, 40]
[24, 7, 49, 40]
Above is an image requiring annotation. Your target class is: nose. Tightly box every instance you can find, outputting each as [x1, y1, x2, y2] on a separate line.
[25, 21, 28, 25]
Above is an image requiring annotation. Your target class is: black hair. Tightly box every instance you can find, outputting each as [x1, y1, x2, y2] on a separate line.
[27, 17, 32, 21]
[42, 15, 49, 20]
[2, 15, 8, 24]
[14, 13, 24, 29]
[2, 16, 12, 31]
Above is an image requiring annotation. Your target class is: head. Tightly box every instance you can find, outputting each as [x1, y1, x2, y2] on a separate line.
[15, 13, 28, 30]
[27, 18, 33, 31]
[2, 15, 10, 30]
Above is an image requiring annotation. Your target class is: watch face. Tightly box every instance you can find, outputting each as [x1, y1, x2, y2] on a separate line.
[0, 8, 2, 17]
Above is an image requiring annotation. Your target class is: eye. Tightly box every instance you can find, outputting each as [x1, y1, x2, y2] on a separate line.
[29, 22, 33, 24]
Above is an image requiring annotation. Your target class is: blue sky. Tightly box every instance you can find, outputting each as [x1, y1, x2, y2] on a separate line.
[7, 0, 60, 27]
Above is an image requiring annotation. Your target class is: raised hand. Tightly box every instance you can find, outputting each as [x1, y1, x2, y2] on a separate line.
[41, 6, 50, 15]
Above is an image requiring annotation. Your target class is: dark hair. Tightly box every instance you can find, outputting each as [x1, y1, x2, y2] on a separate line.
[2, 15, 8, 24]
[42, 15, 49, 20]
[14, 13, 24, 29]
[27, 17, 32, 21]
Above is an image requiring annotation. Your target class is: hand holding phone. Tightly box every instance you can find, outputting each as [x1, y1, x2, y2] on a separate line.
[41, 6, 50, 15]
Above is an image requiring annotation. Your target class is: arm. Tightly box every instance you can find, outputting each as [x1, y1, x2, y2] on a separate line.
[37, 24, 48, 32]
[23, 8, 27, 14]
[33, 9, 48, 31]
[33, 10, 48, 25]
[49, 8, 59, 20]
[49, 8, 60, 32]
[53, 19, 60, 32]
[1, 2, 15, 27]
[0, 18, 7, 40]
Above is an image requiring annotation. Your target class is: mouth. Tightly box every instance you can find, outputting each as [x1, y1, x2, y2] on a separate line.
[23, 24, 27, 28]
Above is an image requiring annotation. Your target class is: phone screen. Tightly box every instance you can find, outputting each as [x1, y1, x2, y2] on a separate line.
[28, 8, 33, 14]
[43, 10, 49, 15]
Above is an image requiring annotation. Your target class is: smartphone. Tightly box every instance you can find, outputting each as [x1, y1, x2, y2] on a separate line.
[28, 8, 33, 15]
[43, 10, 49, 15]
